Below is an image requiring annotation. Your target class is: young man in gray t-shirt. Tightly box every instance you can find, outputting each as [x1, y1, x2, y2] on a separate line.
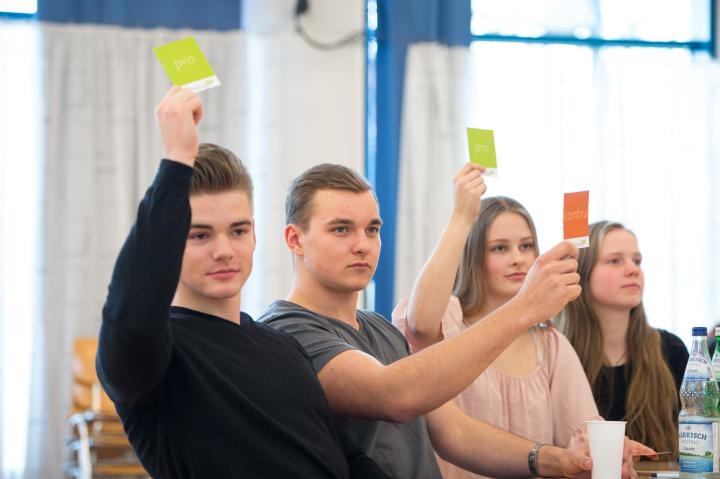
[259, 162, 652, 478]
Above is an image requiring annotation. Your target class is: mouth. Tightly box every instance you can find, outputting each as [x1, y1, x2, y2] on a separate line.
[505, 272, 526, 281]
[208, 268, 239, 278]
[349, 263, 371, 270]
[622, 283, 641, 290]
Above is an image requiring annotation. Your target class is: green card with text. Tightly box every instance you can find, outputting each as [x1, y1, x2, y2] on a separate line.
[153, 37, 220, 93]
[466, 128, 497, 176]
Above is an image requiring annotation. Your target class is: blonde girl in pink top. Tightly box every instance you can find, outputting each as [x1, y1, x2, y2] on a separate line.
[392, 172, 603, 479]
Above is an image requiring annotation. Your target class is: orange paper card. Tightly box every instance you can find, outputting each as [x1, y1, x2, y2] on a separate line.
[563, 191, 589, 248]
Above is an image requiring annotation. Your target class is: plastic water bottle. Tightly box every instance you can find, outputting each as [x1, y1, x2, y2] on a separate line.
[679, 327, 720, 477]
[711, 327, 720, 416]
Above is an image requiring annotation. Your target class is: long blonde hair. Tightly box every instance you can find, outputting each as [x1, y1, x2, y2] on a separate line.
[453, 196, 539, 320]
[556, 221, 679, 456]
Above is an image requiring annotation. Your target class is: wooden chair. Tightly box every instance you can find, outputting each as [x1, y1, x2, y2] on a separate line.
[64, 337, 149, 479]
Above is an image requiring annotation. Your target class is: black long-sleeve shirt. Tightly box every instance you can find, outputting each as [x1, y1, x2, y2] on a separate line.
[97, 160, 358, 478]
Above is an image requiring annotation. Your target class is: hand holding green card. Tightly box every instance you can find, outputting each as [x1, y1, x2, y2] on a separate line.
[466, 128, 497, 177]
[153, 37, 220, 93]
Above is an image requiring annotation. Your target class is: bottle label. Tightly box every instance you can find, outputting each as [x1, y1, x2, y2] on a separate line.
[687, 356, 712, 379]
[679, 420, 720, 472]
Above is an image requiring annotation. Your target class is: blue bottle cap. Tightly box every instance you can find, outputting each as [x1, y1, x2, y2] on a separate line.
[693, 326, 708, 336]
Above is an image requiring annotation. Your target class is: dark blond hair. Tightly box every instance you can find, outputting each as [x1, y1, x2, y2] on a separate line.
[556, 221, 679, 457]
[191, 143, 253, 204]
[285, 163, 375, 230]
[453, 196, 539, 320]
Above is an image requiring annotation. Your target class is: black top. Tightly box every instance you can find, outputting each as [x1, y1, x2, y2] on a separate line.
[594, 329, 689, 421]
[97, 160, 388, 479]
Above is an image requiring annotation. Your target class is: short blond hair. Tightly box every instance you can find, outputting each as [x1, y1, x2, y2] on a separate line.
[285, 163, 375, 229]
[191, 143, 253, 206]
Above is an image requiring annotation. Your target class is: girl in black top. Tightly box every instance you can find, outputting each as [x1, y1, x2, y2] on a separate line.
[557, 221, 689, 459]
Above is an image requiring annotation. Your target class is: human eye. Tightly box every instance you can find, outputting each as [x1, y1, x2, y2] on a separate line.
[520, 242, 534, 251]
[189, 231, 208, 241]
[232, 227, 248, 236]
[607, 257, 621, 265]
[634, 257, 642, 266]
[367, 226, 380, 235]
[490, 244, 506, 252]
[332, 226, 349, 234]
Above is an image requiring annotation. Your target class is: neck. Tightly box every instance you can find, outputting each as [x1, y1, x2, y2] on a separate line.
[172, 291, 242, 324]
[594, 303, 631, 365]
[287, 279, 360, 328]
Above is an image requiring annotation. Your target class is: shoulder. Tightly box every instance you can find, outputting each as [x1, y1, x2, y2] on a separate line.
[359, 309, 404, 337]
[656, 328, 688, 387]
[243, 311, 318, 362]
[656, 329, 689, 380]
[391, 296, 463, 340]
[657, 329, 689, 359]
[542, 326, 586, 371]
[258, 300, 335, 332]
[541, 326, 573, 353]
[445, 296, 464, 324]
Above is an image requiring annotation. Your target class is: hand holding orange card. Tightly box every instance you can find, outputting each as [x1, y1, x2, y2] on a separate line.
[563, 191, 589, 248]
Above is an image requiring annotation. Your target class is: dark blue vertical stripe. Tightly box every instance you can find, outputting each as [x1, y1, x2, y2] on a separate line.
[370, 0, 470, 318]
[37, 0, 241, 30]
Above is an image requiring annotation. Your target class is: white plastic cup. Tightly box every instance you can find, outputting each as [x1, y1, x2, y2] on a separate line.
[586, 420, 626, 479]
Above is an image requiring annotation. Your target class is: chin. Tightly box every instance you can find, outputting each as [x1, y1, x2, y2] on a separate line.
[205, 286, 243, 300]
[338, 281, 371, 293]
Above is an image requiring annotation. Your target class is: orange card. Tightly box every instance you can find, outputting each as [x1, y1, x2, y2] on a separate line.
[563, 191, 589, 248]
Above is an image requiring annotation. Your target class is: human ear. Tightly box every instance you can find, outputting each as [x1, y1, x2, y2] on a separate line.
[285, 224, 304, 256]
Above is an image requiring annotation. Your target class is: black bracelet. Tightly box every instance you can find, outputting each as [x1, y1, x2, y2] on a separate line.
[528, 442, 546, 476]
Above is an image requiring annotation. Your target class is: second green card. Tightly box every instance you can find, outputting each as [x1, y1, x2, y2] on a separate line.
[466, 128, 497, 176]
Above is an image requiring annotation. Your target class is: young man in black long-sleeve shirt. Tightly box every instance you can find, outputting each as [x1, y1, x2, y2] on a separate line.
[97, 86, 389, 478]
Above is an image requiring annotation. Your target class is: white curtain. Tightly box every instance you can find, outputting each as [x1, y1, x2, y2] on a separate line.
[30, 24, 248, 479]
[0, 21, 43, 479]
[395, 41, 720, 340]
[1, 15, 363, 476]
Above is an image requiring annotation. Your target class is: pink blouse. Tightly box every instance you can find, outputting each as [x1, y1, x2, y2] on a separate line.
[392, 296, 602, 479]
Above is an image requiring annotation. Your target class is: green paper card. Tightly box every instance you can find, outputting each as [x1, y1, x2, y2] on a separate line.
[153, 37, 220, 93]
[466, 128, 497, 176]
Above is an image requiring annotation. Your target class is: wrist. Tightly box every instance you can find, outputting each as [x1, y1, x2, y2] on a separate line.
[448, 212, 476, 232]
[529, 442, 546, 476]
[165, 150, 196, 167]
[536, 444, 561, 478]
[500, 296, 542, 330]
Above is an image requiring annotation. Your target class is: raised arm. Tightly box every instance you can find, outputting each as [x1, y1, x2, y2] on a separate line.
[318, 241, 582, 422]
[96, 87, 203, 406]
[401, 163, 485, 349]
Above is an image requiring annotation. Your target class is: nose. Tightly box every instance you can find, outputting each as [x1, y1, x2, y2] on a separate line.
[211, 234, 234, 261]
[353, 231, 370, 255]
[625, 260, 640, 276]
[509, 247, 525, 266]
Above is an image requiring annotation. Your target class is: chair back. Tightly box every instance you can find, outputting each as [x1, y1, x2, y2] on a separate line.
[71, 338, 116, 415]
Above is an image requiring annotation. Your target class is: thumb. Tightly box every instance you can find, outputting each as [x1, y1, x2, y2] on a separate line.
[573, 449, 592, 471]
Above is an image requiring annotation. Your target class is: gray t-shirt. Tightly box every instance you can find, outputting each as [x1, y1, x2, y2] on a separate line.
[259, 300, 443, 479]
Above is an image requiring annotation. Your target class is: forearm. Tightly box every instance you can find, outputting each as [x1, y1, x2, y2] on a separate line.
[429, 406, 577, 478]
[428, 405, 535, 477]
[405, 215, 473, 348]
[380, 298, 538, 420]
[98, 160, 192, 404]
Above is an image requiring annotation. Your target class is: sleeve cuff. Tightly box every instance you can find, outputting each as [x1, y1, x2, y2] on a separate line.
[154, 159, 194, 196]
